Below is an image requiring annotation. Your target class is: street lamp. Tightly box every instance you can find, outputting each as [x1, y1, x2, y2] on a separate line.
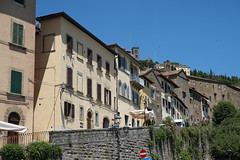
[227, 149, 232, 160]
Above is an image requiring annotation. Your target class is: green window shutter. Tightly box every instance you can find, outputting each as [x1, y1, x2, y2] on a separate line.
[12, 22, 24, 46]
[11, 70, 22, 94]
[12, 22, 18, 44]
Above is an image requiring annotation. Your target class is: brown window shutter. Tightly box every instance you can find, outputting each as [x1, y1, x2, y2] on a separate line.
[64, 101, 68, 116]
[87, 79, 92, 97]
[97, 84, 101, 101]
[71, 104, 75, 118]
[109, 90, 112, 106]
[104, 88, 107, 104]
[67, 68, 73, 87]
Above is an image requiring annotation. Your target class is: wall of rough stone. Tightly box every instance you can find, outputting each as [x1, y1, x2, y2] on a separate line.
[50, 127, 152, 160]
[50, 127, 211, 160]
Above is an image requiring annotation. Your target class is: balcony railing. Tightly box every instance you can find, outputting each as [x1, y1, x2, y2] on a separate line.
[130, 75, 144, 90]
[0, 131, 50, 147]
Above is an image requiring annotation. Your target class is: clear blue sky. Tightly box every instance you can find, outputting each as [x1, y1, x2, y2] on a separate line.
[37, 0, 240, 77]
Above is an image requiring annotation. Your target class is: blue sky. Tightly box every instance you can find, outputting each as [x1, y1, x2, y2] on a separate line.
[37, 0, 240, 77]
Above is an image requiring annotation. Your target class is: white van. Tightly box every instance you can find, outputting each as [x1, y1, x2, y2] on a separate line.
[174, 119, 185, 128]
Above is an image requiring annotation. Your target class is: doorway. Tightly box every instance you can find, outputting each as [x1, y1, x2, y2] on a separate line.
[87, 111, 92, 129]
[8, 112, 20, 144]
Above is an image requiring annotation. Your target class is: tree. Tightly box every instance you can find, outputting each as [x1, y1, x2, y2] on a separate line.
[212, 101, 237, 125]
[210, 117, 240, 159]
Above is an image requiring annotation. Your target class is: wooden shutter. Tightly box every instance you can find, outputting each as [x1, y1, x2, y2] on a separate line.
[11, 70, 22, 94]
[109, 90, 112, 106]
[97, 84, 101, 101]
[64, 101, 68, 116]
[67, 68, 72, 87]
[71, 104, 75, 118]
[87, 79, 92, 97]
[67, 35, 73, 52]
[104, 88, 107, 104]
[106, 62, 110, 75]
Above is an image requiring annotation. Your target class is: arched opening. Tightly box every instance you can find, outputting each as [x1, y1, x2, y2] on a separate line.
[103, 117, 109, 128]
[8, 112, 20, 144]
[87, 111, 92, 129]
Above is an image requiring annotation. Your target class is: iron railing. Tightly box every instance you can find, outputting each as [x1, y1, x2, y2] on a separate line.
[0, 131, 50, 147]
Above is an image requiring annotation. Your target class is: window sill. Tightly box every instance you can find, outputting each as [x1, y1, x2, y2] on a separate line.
[77, 57, 83, 63]
[77, 91, 83, 95]
[87, 95, 93, 99]
[96, 68, 102, 72]
[105, 73, 111, 77]
[66, 49, 73, 53]
[6, 92, 25, 99]
[42, 50, 56, 53]
[86, 62, 93, 67]
[9, 42, 26, 52]
[66, 85, 74, 90]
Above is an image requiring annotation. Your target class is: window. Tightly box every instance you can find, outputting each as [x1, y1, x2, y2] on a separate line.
[118, 80, 122, 94]
[10, 70, 22, 94]
[182, 91, 186, 103]
[106, 61, 110, 75]
[97, 55, 102, 70]
[137, 120, 140, 127]
[119, 56, 127, 71]
[214, 93, 217, 101]
[95, 112, 99, 126]
[87, 48, 93, 65]
[12, 22, 24, 46]
[13, 0, 24, 7]
[79, 106, 84, 120]
[87, 78, 92, 98]
[150, 89, 155, 99]
[132, 90, 139, 106]
[124, 115, 129, 126]
[104, 88, 111, 106]
[64, 101, 75, 118]
[66, 67, 73, 88]
[122, 83, 127, 97]
[97, 84, 101, 102]
[132, 118, 135, 127]
[43, 34, 55, 53]
[66, 34, 73, 52]
[77, 72, 83, 93]
[77, 42, 83, 58]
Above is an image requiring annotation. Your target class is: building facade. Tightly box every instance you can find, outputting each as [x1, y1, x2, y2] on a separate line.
[35, 12, 117, 131]
[0, 0, 36, 132]
[109, 44, 144, 127]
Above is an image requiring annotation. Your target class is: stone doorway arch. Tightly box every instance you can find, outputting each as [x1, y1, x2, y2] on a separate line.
[8, 112, 20, 144]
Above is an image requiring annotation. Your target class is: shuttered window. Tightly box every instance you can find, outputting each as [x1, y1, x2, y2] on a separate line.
[13, 0, 24, 6]
[97, 55, 102, 70]
[12, 22, 24, 46]
[97, 84, 101, 101]
[87, 49, 93, 65]
[64, 101, 75, 118]
[10, 70, 22, 94]
[66, 35, 73, 52]
[67, 67, 73, 88]
[104, 88, 111, 106]
[106, 61, 110, 75]
[87, 78, 92, 97]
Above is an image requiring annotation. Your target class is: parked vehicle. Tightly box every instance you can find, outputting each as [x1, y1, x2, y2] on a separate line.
[174, 119, 185, 128]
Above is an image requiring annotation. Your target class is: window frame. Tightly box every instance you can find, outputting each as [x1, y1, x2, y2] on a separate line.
[42, 33, 55, 53]
[64, 101, 75, 118]
[87, 78, 92, 98]
[77, 42, 83, 59]
[97, 83, 102, 102]
[13, 0, 25, 7]
[105, 61, 110, 75]
[104, 88, 111, 106]
[77, 72, 83, 93]
[97, 54, 102, 70]
[10, 70, 22, 95]
[87, 48, 93, 65]
[79, 106, 84, 121]
[11, 21, 25, 46]
[66, 34, 73, 52]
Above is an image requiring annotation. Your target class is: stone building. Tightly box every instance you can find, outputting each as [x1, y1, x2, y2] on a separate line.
[0, 0, 36, 132]
[160, 70, 191, 120]
[188, 75, 240, 117]
[34, 12, 117, 131]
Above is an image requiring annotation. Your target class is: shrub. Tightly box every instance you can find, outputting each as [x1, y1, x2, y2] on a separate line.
[0, 144, 26, 160]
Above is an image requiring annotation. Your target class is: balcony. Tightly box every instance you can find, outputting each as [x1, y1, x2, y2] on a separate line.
[130, 75, 144, 90]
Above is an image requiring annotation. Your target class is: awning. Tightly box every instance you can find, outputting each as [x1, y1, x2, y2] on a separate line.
[129, 109, 155, 121]
[0, 121, 27, 133]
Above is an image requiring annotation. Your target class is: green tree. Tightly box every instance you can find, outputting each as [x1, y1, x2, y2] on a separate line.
[210, 117, 240, 159]
[212, 101, 237, 125]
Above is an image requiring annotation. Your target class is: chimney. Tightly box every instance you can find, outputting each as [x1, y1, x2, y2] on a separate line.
[132, 47, 139, 60]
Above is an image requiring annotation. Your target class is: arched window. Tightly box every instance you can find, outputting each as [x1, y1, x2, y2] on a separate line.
[103, 117, 110, 128]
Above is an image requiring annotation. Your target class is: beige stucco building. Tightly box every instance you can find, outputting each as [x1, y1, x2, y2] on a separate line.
[109, 44, 144, 127]
[34, 12, 117, 132]
[0, 0, 36, 132]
